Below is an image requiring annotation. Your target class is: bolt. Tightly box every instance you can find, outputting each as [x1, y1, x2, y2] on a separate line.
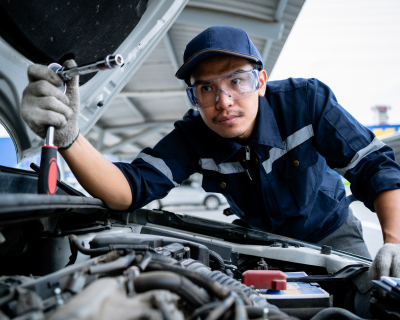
[54, 288, 64, 306]
[263, 307, 269, 320]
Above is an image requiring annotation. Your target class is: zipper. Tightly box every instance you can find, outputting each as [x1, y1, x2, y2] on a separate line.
[244, 145, 252, 181]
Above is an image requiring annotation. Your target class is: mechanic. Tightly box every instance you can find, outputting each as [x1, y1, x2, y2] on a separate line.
[21, 26, 400, 281]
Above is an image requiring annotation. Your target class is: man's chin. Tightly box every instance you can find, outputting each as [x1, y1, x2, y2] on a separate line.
[216, 129, 248, 140]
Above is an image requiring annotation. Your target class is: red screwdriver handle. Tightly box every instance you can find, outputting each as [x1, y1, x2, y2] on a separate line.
[38, 126, 58, 195]
[38, 145, 58, 194]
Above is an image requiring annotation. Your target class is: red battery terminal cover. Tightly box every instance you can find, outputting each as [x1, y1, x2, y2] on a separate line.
[242, 270, 287, 291]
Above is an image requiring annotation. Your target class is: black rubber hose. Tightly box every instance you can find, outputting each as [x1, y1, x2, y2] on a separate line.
[209, 250, 225, 272]
[187, 302, 220, 320]
[137, 251, 153, 270]
[227, 286, 252, 305]
[310, 308, 377, 320]
[245, 306, 298, 320]
[68, 234, 154, 256]
[246, 306, 264, 319]
[209, 271, 252, 295]
[133, 271, 210, 307]
[205, 293, 236, 320]
[147, 263, 229, 300]
[182, 260, 273, 308]
[234, 294, 247, 320]
[89, 251, 136, 274]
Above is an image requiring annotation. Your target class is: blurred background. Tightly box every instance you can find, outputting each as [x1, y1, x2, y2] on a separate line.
[2, 0, 400, 258]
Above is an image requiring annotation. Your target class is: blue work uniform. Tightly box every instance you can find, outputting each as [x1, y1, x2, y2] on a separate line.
[114, 78, 400, 243]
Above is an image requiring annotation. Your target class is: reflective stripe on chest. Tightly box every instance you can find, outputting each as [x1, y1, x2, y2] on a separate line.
[262, 124, 314, 174]
[199, 158, 245, 174]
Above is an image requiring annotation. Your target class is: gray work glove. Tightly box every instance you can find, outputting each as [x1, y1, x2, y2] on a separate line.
[370, 243, 400, 280]
[21, 60, 80, 149]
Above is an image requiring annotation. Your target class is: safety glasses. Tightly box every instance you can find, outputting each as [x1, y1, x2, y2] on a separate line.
[186, 69, 260, 108]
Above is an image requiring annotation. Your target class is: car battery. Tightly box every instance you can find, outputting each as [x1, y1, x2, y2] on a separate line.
[256, 272, 332, 310]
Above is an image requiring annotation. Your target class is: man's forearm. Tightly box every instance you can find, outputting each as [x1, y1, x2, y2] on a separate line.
[59, 134, 132, 211]
[373, 189, 400, 243]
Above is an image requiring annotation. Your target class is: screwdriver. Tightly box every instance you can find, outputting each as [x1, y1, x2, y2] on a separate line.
[37, 54, 124, 195]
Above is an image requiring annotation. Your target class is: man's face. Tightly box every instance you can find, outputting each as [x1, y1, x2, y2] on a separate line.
[190, 56, 267, 141]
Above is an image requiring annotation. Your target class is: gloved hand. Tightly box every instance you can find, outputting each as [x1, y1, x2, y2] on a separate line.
[21, 60, 80, 149]
[370, 243, 400, 280]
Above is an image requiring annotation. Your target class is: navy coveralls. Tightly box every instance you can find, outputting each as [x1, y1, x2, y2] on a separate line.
[114, 78, 400, 243]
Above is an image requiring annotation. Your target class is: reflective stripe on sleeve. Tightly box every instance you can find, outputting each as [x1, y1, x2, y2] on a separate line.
[199, 158, 245, 174]
[334, 137, 386, 176]
[262, 124, 314, 174]
[136, 153, 179, 187]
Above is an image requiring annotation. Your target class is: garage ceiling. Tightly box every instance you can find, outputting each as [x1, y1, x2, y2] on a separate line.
[85, 0, 306, 160]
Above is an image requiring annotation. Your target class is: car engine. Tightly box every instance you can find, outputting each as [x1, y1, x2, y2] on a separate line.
[0, 166, 398, 320]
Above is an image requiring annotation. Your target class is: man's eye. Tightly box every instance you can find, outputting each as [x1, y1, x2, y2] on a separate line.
[231, 78, 242, 85]
[201, 86, 212, 92]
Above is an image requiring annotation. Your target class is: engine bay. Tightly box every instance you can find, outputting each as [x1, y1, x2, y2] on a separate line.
[2, 201, 397, 319]
[0, 168, 398, 320]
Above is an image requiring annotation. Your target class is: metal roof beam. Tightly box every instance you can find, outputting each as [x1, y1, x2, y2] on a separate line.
[97, 129, 105, 151]
[163, 33, 181, 81]
[103, 121, 174, 134]
[120, 96, 146, 119]
[261, 0, 287, 64]
[101, 124, 170, 154]
[187, 1, 275, 22]
[176, 8, 284, 41]
[274, 0, 288, 22]
[163, 32, 193, 109]
[262, 39, 274, 66]
[119, 90, 187, 99]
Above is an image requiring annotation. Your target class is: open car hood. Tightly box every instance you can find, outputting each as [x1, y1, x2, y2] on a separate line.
[0, 0, 187, 162]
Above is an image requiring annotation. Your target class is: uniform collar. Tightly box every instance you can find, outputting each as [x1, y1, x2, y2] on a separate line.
[250, 96, 284, 149]
[212, 96, 284, 165]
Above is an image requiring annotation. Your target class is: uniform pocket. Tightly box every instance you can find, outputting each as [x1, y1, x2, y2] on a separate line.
[316, 189, 339, 210]
[201, 170, 248, 196]
[274, 141, 319, 207]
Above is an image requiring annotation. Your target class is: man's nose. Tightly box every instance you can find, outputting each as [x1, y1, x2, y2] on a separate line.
[215, 89, 233, 109]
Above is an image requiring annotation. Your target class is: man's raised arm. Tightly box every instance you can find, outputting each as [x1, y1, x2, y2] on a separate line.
[21, 61, 132, 210]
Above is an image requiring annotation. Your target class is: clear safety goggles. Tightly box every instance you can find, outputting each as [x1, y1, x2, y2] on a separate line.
[186, 69, 260, 108]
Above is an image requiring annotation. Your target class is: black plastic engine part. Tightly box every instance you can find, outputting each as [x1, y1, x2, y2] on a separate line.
[69, 234, 154, 257]
[286, 264, 369, 283]
[320, 245, 332, 255]
[90, 233, 210, 266]
[370, 297, 400, 320]
[140, 225, 234, 262]
[156, 243, 189, 261]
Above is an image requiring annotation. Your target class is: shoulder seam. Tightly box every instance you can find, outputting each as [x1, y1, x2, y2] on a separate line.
[268, 79, 309, 94]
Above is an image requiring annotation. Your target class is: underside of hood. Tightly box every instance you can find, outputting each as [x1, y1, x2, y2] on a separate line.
[0, 0, 187, 162]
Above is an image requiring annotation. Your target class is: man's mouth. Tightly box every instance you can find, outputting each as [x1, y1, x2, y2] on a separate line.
[219, 115, 238, 123]
[212, 111, 244, 125]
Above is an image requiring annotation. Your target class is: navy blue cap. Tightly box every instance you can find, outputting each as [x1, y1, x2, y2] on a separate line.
[175, 26, 263, 80]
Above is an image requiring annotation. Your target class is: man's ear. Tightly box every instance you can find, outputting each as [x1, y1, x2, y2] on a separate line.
[258, 70, 267, 97]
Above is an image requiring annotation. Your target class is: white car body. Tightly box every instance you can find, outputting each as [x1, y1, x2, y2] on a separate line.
[146, 180, 227, 210]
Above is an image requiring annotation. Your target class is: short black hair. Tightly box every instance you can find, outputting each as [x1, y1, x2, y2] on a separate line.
[184, 59, 263, 86]
[249, 60, 263, 71]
